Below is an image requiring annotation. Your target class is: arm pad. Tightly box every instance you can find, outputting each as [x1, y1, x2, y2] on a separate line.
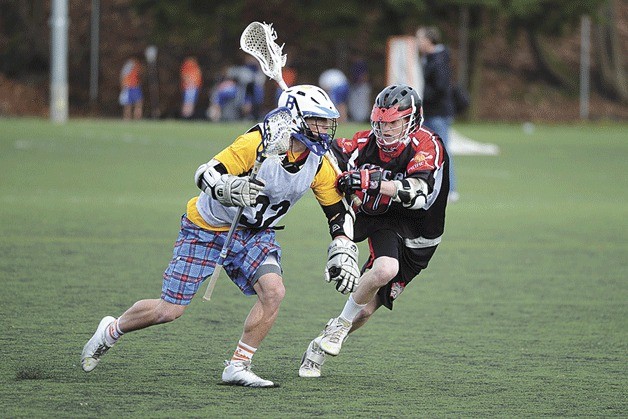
[194, 159, 227, 198]
[392, 178, 428, 210]
[323, 200, 355, 240]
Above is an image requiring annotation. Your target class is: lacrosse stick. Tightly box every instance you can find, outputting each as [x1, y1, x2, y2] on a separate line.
[202, 107, 293, 302]
[240, 22, 288, 90]
[240, 21, 362, 207]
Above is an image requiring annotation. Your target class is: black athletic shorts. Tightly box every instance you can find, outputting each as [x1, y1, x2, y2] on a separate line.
[360, 228, 438, 310]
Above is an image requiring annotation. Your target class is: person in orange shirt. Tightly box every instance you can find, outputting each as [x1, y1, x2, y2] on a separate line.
[119, 57, 144, 120]
[180, 56, 203, 119]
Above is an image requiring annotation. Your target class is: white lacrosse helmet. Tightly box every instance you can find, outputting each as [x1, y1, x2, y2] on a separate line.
[277, 84, 340, 156]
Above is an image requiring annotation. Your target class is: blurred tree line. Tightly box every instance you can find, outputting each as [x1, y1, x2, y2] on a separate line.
[0, 0, 625, 117]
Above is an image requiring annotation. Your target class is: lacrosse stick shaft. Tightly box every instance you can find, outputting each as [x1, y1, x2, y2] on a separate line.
[201, 207, 243, 301]
[202, 167, 260, 302]
[277, 79, 288, 90]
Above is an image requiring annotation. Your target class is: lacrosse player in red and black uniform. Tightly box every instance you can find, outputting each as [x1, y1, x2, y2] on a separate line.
[81, 85, 359, 387]
[299, 84, 450, 378]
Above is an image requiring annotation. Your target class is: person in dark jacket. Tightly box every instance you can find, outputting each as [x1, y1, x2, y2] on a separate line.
[417, 26, 459, 202]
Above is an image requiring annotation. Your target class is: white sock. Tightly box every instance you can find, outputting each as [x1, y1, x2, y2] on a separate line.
[105, 318, 123, 346]
[339, 294, 366, 323]
[231, 340, 257, 363]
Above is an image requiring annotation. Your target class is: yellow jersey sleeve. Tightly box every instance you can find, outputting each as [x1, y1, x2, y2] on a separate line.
[311, 156, 343, 207]
[213, 130, 261, 175]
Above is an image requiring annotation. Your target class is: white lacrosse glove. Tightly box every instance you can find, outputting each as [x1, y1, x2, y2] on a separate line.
[214, 174, 265, 207]
[324, 237, 360, 294]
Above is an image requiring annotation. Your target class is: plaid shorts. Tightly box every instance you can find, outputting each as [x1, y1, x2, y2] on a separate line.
[161, 215, 281, 305]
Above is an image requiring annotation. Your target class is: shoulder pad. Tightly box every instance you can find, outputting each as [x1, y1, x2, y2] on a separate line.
[353, 130, 372, 152]
[412, 127, 436, 142]
[336, 137, 358, 154]
[406, 129, 445, 174]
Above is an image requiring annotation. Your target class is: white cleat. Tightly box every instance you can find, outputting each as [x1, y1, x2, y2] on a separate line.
[299, 337, 326, 378]
[319, 317, 351, 356]
[81, 316, 116, 372]
[222, 360, 277, 387]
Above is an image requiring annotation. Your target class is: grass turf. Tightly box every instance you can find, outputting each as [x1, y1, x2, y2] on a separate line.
[0, 118, 626, 417]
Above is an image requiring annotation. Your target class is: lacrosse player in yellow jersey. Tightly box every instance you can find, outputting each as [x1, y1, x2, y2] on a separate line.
[81, 85, 360, 387]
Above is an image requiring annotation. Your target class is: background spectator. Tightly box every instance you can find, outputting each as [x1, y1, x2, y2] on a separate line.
[207, 66, 240, 122]
[347, 59, 372, 122]
[416, 26, 458, 202]
[242, 55, 266, 120]
[319, 68, 349, 122]
[119, 57, 143, 120]
[180, 56, 202, 119]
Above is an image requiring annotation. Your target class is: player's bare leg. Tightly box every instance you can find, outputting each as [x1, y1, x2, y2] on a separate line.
[240, 273, 285, 347]
[133, 100, 143, 120]
[222, 273, 284, 387]
[353, 256, 399, 306]
[319, 257, 398, 356]
[81, 299, 186, 372]
[350, 297, 382, 332]
[117, 299, 186, 332]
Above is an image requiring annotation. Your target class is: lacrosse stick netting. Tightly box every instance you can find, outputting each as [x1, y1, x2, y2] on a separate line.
[240, 22, 288, 90]
[202, 107, 292, 301]
[261, 107, 292, 159]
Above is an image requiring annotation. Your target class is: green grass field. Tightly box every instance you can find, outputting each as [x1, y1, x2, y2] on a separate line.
[0, 118, 626, 417]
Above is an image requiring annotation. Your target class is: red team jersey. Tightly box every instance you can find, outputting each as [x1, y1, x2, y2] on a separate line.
[331, 126, 449, 243]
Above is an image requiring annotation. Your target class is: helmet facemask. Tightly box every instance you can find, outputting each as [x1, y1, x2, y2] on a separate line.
[278, 85, 340, 156]
[293, 116, 338, 156]
[370, 85, 423, 157]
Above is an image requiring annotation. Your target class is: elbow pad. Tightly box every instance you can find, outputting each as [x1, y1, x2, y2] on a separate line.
[194, 159, 225, 197]
[392, 178, 428, 210]
[328, 202, 355, 240]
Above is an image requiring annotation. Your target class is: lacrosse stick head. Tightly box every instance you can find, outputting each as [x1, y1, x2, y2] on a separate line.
[240, 22, 288, 89]
[277, 85, 340, 156]
[260, 107, 292, 161]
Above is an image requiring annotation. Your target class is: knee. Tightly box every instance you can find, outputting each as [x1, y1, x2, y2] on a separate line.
[257, 275, 285, 308]
[370, 257, 399, 287]
[265, 282, 286, 307]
